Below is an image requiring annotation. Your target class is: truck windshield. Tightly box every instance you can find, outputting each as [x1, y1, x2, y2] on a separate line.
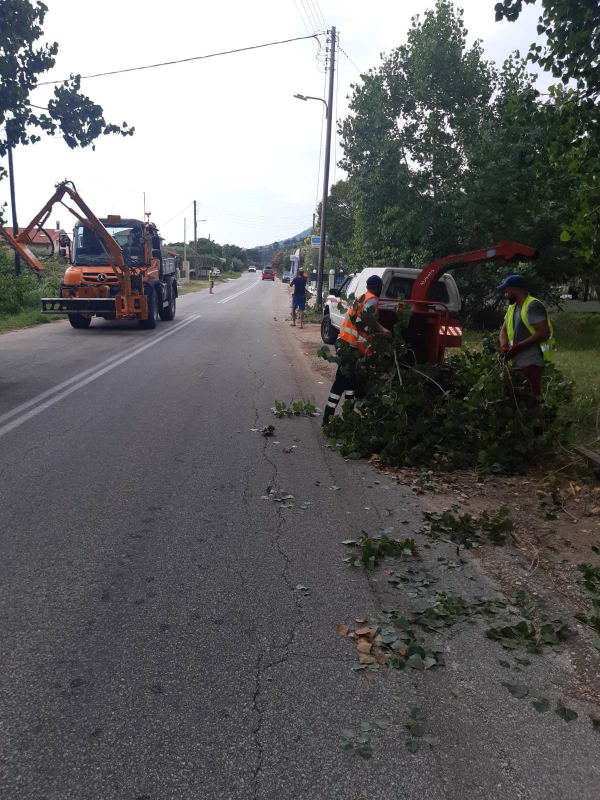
[73, 224, 144, 266]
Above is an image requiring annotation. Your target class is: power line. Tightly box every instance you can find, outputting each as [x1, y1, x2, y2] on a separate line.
[158, 201, 193, 229]
[340, 45, 360, 73]
[37, 34, 320, 86]
[291, 0, 320, 53]
[308, 0, 327, 30]
[334, 35, 340, 186]
[315, 66, 328, 212]
[301, 0, 321, 34]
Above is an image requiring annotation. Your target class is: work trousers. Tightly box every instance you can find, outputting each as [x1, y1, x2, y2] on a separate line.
[323, 364, 357, 423]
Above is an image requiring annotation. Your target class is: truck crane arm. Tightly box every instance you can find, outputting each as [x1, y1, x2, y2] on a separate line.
[410, 241, 537, 303]
[0, 180, 126, 276]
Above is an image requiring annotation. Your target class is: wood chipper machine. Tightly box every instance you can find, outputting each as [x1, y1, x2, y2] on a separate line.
[0, 180, 177, 330]
[396, 241, 537, 366]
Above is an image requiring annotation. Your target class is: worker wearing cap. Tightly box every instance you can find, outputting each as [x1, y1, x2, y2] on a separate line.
[498, 274, 556, 436]
[323, 274, 392, 426]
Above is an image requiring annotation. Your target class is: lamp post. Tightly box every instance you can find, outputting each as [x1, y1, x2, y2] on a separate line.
[294, 27, 336, 309]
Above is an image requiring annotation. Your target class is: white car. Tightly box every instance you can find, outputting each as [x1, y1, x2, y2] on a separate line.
[321, 267, 462, 345]
[248, 266, 256, 272]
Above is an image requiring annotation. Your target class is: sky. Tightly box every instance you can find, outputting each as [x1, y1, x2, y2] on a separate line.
[3, 0, 546, 249]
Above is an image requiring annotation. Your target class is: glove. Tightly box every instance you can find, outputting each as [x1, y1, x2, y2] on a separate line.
[504, 343, 521, 361]
[500, 344, 510, 353]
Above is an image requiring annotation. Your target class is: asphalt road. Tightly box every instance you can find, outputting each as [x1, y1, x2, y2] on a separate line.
[0, 274, 598, 799]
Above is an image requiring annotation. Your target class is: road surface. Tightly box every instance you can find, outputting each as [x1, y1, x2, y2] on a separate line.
[0, 273, 598, 799]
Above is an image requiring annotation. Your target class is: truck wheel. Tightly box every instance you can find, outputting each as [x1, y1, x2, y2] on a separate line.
[321, 313, 338, 344]
[69, 313, 92, 329]
[159, 282, 176, 321]
[139, 285, 158, 329]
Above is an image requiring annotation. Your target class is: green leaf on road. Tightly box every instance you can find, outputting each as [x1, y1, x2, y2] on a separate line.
[555, 704, 578, 722]
[451, 687, 465, 698]
[499, 659, 511, 668]
[406, 738, 420, 753]
[340, 729, 354, 739]
[407, 654, 424, 670]
[423, 734, 439, 746]
[532, 697, 550, 713]
[360, 722, 372, 732]
[502, 682, 529, 699]
[373, 716, 389, 729]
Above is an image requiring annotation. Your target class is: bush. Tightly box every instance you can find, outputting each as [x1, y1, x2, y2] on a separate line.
[321, 319, 573, 474]
[0, 251, 62, 315]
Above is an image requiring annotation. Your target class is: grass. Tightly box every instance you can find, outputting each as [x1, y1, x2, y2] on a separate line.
[462, 312, 600, 446]
[0, 309, 64, 334]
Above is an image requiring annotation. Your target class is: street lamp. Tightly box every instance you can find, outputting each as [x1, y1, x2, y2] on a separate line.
[294, 75, 334, 308]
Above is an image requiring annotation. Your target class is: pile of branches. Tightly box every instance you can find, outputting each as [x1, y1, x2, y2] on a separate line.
[319, 321, 572, 475]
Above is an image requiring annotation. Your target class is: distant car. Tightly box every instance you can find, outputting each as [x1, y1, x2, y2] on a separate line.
[213, 268, 221, 277]
[282, 271, 291, 283]
[262, 268, 275, 281]
[248, 266, 256, 272]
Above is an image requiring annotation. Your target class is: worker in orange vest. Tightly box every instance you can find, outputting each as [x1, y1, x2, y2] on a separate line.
[323, 274, 392, 426]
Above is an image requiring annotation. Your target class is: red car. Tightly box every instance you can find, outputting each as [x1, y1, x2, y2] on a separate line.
[262, 268, 275, 281]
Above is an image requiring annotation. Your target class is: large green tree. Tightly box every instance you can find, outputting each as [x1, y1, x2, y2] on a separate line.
[0, 1, 133, 213]
[340, 1, 496, 266]
[495, 1, 600, 97]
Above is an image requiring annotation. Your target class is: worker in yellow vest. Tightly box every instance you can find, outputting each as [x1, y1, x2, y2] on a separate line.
[498, 274, 556, 437]
[209, 269, 215, 294]
[323, 275, 392, 426]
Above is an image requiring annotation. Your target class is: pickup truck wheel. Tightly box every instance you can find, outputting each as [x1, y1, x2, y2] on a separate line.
[139, 285, 158, 329]
[69, 313, 92, 329]
[321, 313, 338, 344]
[159, 282, 176, 321]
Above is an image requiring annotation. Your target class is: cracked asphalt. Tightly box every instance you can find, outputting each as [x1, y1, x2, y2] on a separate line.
[0, 273, 598, 799]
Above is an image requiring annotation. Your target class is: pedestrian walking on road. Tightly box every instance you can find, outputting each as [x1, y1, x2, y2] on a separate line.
[323, 275, 392, 426]
[290, 270, 307, 328]
[498, 274, 556, 437]
[209, 269, 215, 294]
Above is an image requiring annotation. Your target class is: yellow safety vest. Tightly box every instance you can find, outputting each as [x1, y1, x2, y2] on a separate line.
[505, 295, 556, 363]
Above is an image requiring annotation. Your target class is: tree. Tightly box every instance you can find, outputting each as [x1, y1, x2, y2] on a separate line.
[0, 1, 133, 217]
[316, 179, 356, 268]
[495, 0, 600, 98]
[340, 1, 496, 266]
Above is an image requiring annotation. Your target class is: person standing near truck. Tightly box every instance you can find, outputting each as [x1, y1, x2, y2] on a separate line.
[290, 270, 307, 328]
[498, 274, 556, 437]
[323, 274, 392, 426]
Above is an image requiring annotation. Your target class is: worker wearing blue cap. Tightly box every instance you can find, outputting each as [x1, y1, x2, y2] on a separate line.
[498, 274, 556, 436]
[323, 274, 392, 426]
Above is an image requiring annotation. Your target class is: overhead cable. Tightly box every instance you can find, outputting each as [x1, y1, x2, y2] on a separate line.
[37, 34, 320, 86]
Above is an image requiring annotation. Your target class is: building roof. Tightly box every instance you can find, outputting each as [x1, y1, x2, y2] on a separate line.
[14, 227, 64, 245]
[163, 248, 181, 257]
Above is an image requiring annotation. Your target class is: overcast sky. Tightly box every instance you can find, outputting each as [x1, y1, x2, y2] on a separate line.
[4, 0, 545, 249]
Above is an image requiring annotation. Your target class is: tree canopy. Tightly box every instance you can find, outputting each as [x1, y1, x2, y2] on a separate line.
[0, 1, 133, 188]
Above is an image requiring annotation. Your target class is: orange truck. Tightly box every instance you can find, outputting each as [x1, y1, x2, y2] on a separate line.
[0, 180, 177, 330]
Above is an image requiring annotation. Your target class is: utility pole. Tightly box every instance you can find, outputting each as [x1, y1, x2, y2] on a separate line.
[183, 218, 187, 262]
[193, 200, 198, 273]
[317, 26, 336, 309]
[7, 144, 20, 277]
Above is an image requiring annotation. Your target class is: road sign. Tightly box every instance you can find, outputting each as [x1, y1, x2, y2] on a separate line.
[310, 235, 328, 249]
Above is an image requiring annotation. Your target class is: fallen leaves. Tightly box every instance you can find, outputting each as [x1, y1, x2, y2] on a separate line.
[261, 425, 275, 437]
[336, 624, 350, 636]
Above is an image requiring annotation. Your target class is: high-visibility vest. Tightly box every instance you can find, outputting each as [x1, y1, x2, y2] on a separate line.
[505, 295, 556, 363]
[339, 291, 379, 356]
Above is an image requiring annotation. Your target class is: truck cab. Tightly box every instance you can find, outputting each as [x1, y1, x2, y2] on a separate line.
[321, 267, 461, 344]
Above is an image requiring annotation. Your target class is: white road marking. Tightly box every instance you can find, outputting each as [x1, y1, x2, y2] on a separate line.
[217, 279, 261, 304]
[0, 314, 200, 440]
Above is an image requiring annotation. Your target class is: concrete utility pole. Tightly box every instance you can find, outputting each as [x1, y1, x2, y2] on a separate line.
[7, 144, 20, 277]
[193, 200, 198, 271]
[317, 26, 336, 309]
[183, 218, 187, 262]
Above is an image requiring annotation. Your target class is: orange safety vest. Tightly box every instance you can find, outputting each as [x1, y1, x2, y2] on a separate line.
[339, 291, 379, 356]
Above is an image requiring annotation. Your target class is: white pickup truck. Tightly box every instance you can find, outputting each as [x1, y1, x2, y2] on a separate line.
[321, 267, 462, 345]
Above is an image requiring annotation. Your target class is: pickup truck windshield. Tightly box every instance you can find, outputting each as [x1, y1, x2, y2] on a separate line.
[386, 275, 449, 303]
[73, 224, 144, 266]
